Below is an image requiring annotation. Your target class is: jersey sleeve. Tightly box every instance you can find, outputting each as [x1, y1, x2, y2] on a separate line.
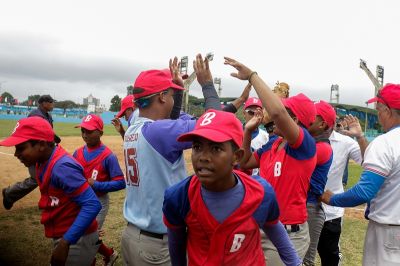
[252, 175, 280, 226]
[162, 177, 192, 229]
[51, 159, 88, 196]
[255, 134, 279, 160]
[286, 127, 316, 160]
[316, 142, 333, 165]
[347, 137, 362, 164]
[142, 119, 196, 164]
[103, 153, 124, 180]
[362, 137, 392, 177]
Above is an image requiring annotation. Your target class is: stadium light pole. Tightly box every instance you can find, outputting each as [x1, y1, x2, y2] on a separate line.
[214, 77, 222, 96]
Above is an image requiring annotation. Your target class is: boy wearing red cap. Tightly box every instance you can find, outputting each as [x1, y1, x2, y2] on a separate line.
[321, 83, 400, 265]
[0, 117, 101, 265]
[73, 114, 125, 265]
[302, 100, 335, 266]
[225, 57, 317, 265]
[111, 94, 136, 139]
[163, 109, 301, 266]
[121, 55, 223, 265]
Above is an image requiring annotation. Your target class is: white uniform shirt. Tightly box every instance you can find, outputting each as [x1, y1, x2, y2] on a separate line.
[323, 131, 362, 221]
[363, 127, 400, 224]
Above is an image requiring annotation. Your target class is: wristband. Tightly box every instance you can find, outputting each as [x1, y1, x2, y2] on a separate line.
[248, 71, 258, 84]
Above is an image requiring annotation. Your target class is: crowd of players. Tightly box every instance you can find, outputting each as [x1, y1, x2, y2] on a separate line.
[1, 54, 400, 266]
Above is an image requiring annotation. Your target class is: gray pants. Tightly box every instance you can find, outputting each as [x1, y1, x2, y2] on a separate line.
[121, 223, 170, 266]
[362, 220, 400, 266]
[262, 221, 310, 266]
[53, 231, 100, 266]
[97, 194, 109, 229]
[303, 202, 326, 266]
[3, 165, 38, 205]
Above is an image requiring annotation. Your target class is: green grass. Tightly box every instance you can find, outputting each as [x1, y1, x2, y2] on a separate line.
[347, 161, 363, 188]
[0, 120, 119, 138]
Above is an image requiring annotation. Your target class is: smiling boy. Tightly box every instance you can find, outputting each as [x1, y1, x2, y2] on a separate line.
[162, 110, 301, 266]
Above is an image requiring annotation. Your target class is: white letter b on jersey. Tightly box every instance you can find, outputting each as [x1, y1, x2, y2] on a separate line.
[230, 234, 245, 253]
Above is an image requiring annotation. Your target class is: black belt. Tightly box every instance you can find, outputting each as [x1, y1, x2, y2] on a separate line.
[284, 224, 300, 233]
[140, 229, 164, 239]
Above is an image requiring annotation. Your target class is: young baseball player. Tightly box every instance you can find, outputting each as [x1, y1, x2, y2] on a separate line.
[0, 117, 101, 265]
[303, 100, 335, 266]
[73, 114, 125, 265]
[225, 57, 317, 265]
[121, 54, 223, 265]
[111, 95, 136, 139]
[163, 109, 301, 266]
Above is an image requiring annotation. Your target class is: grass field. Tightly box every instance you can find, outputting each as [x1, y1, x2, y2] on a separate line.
[0, 119, 368, 266]
[0, 119, 119, 138]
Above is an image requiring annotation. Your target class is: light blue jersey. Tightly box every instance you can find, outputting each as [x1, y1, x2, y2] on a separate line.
[123, 115, 195, 233]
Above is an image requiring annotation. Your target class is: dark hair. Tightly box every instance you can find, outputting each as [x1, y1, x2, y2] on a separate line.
[135, 89, 171, 109]
[27, 139, 55, 148]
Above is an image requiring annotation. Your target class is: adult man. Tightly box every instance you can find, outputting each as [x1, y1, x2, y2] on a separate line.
[111, 95, 136, 139]
[321, 83, 400, 265]
[317, 115, 367, 266]
[242, 96, 269, 175]
[121, 54, 222, 265]
[2, 94, 60, 210]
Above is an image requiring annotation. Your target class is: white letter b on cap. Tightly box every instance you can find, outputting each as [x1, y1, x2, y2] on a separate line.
[200, 112, 216, 126]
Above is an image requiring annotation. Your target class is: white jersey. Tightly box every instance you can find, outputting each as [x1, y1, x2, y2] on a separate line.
[363, 126, 400, 225]
[251, 128, 269, 175]
[323, 131, 362, 221]
[123, 116, 195, 233]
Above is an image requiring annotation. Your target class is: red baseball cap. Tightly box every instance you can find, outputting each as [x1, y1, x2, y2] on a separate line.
[75, 114, 104, 131]
[132, 69, 184, 100]
[244, 97, 262, 109]
[0, 117, 55, 147]
[282, 93, 316, 128]
[177, 109, 243, 148]
[315, 100, 336, 128]
[116, 95, 135, 118]
[367, 83, 400, 109]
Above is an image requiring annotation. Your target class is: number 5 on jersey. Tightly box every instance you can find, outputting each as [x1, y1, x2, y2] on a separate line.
[124, 148, 140, 186]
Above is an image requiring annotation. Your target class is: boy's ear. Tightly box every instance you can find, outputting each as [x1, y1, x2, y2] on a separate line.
[233, 148, 245, 166]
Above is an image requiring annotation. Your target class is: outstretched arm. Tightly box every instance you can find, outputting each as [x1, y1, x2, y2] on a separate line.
[169, 57, 185, 119]
[111, 117, 125, 140]
[223, 83, 252, 113]
[194, 54, 221, 111]
[224, 57, 299, 145]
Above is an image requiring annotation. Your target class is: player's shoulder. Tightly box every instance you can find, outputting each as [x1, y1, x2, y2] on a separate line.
[164, 175, 193, 202]
[250, 175, 275, 197]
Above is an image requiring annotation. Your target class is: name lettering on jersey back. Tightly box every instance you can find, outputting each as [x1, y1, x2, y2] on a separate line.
[125, 133, 139, 142]
[230, 234, 245, 253]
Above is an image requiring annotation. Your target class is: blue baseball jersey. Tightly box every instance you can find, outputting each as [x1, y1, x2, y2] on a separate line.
[123, 115, 196, 234]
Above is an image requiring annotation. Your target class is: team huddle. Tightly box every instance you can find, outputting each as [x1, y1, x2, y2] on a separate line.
[1, 55, 400, 266]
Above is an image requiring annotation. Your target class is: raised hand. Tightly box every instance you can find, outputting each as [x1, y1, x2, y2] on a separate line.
[223, 57, 253, 80]
[244, 109, 263, 132]
[193, 54, 213, 86]
[169, 57, 184, 87]
[340, 114, 363, 138]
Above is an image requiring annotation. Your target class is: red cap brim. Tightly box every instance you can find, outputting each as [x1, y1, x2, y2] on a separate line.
[367, 97, 379, 104]
[177, 128, 234, 144]
[116, 107, 128, 118]
[75, 125, 98, 131]
[0, 136, 29, 147]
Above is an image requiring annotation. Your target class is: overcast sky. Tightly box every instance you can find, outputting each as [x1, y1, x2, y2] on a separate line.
[0, 0, 399, 108]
